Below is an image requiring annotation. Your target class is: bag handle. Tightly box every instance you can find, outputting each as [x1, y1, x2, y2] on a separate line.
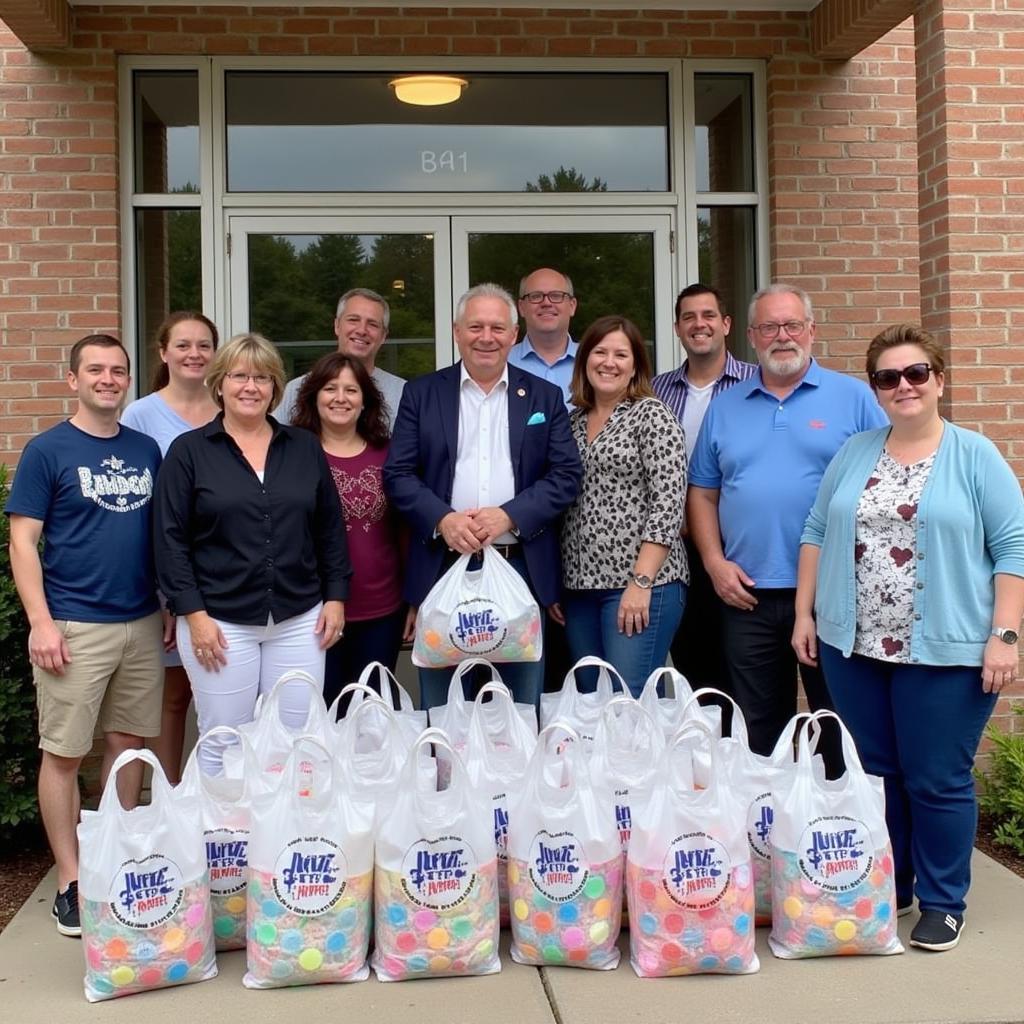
[664, 715, 722, 798]
[523, 721, 585, 804]
[797, 709, 864, 778]
[447, 657, 504, 712]
[261, 669, 328, 731]
[560, 655, 629, 701]
[466, 680, 533, 765]
[679, 686, 750, 747]
[336, 686, 401, 754]
[639, 666, 693, 704]
[769, 711, 818, 766]
[406, 727, 472, 814]
[355, 661, 416, 713]
[594, 694, 662, 757]
[329, 680, 390, 722]
[181, 725, 251, 796]
[97, 748, 172, 819]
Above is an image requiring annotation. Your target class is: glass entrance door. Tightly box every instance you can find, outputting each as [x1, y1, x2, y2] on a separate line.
[226, 215, 451, 383]
[452, 213, 675, 374]
[226, 211, 675, 378]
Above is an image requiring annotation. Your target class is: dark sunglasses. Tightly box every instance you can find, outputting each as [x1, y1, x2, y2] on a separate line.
[869, 362, 934, 390]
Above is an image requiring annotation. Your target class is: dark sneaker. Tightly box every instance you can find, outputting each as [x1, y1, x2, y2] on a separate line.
[910, 910, 963, 951]
[52, 881, 81, 937]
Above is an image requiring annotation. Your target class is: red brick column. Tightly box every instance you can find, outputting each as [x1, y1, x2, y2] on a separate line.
[915, 0, 1024, 727]
[916, 0, 1024, 458]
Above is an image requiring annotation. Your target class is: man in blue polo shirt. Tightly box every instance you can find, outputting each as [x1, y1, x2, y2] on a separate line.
[688, 283, 886, 766]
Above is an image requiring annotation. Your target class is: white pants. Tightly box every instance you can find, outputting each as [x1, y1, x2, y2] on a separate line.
[178, 603, 325, 773]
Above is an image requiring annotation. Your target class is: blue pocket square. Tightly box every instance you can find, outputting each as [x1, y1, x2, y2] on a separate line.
[527, 412, 546, 426]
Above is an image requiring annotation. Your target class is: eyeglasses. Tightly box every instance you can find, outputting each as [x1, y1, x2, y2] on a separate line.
[869, 363, 934, 390]
[225, 371, 273, 387]
[520, 290, 573, 304]
[752, 320, 808, 339]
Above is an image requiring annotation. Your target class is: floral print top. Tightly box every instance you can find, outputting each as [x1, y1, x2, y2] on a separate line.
[852, 447, 936, 662]
[560, 397, 688, 591]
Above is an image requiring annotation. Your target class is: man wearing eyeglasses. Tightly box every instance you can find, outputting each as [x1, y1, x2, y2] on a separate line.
[508, 268, 579, 407]
[277, 287, 405, 430]
[687, 283, 886, 769]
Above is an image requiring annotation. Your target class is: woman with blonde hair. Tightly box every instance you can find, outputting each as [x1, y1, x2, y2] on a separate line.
[154, 333, 351, 772]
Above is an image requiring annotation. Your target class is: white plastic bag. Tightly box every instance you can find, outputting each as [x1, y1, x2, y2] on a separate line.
[639, 666, 721, 744]
[508, 723, 623, 970]
[412, 548, 543, 668]
[78, 748, 217, 1002]
[462, 680, 539, 925]
[540, 656, 631, 752]
[626, 719, 759, 977]
[769, 710, 903, 959]
[229, 669, 331, 792]
[332, 661, 427, 745]
[430, 658, 537, 787]
[244, 736, 374, 987]
[179, 726, 253, 951]
[334, 687, 423, 820]
[373, 728, 501, 981]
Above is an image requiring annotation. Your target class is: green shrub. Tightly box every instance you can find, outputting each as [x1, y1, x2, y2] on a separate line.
[977, 705, 1024, 858]
[0, 463, 40, 838]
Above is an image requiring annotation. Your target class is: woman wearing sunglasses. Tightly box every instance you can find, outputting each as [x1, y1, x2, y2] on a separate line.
[792, 323, 1024, 952]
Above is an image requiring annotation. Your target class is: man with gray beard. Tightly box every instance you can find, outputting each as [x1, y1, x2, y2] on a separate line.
[686, 284, 886, 770]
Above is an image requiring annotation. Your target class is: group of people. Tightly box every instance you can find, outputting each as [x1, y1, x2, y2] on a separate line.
[7, 267, 1023, 958]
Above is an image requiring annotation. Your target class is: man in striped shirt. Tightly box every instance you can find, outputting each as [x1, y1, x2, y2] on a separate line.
[652, 284, 756, 689]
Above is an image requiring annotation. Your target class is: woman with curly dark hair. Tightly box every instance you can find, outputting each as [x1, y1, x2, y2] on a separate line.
[293, 352, 406, 707]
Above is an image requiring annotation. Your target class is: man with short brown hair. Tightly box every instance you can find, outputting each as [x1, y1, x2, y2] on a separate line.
[6, 334, 163, 937]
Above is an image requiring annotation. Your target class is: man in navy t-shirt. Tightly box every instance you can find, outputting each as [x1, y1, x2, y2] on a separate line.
[6, 334, 163, 938]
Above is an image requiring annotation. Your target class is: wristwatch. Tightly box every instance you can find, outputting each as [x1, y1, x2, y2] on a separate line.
[991, 626, 1019, 645]
[629, 572, 655, 590]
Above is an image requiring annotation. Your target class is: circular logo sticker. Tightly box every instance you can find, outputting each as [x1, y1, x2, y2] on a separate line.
[447, 598, 507, 655]
[108, 854, 184, 928]
[204, 828, 249, 895]
[661, 832, 731, 909]
[797, 815, 873, 893]
[401, 836, 478, 909]
[528, 830, 588, 903]
[272, 837, 347, 916]
[746, 792, 774, 861]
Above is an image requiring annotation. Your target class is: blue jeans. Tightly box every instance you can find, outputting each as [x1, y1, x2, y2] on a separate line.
[418, 549, 544, 710]
[563, 582, 685, 698]
[819, 644, 997, 915]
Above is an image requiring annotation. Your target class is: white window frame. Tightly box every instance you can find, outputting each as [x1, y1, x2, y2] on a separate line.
[120, 54, 770, 380]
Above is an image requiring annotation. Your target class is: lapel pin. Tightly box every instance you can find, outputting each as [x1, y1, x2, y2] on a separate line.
[516, 387, 526, 397]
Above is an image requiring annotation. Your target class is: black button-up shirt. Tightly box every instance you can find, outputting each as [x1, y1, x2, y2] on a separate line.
[154, 414, 350, 625]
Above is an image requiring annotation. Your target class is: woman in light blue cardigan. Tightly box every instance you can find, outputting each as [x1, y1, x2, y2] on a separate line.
[792, 324, 1024, 953]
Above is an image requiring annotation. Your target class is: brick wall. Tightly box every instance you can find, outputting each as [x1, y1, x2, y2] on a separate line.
[1, 5, 923, 462]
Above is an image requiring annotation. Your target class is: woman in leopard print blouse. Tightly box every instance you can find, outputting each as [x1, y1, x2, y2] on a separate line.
[551, 315, 688, 697]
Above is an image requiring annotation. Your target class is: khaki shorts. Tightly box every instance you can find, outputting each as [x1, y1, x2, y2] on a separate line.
[34, 612, 164, 759]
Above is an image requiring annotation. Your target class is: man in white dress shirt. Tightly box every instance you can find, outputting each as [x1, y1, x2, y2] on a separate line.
[384, 284, 582, 709]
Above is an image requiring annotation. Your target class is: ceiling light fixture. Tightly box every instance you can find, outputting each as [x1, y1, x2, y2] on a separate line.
[389, 74, 468, 107]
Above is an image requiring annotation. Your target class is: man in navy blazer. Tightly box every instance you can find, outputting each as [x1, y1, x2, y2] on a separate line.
[384, 283, 582, 709]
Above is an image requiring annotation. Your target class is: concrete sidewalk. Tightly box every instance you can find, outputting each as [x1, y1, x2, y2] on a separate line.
[2, 852, 1021, 1024]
